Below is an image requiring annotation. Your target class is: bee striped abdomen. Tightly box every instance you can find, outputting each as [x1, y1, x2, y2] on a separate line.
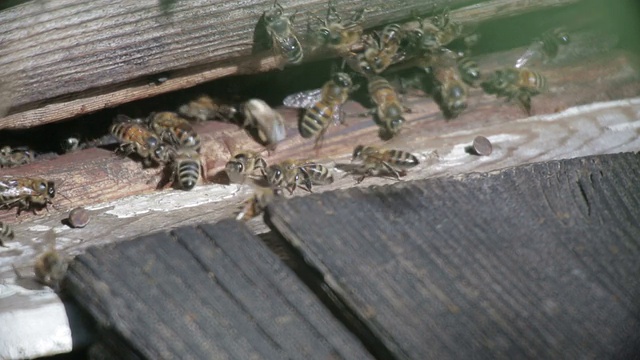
[176, 158, 200, 190]
[300, 105, 330, 138]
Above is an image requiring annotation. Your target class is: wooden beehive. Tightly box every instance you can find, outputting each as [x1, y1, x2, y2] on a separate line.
[0, 0, 639, 358]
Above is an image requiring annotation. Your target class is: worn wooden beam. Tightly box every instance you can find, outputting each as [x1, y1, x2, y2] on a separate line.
[0, 0, 581, 129]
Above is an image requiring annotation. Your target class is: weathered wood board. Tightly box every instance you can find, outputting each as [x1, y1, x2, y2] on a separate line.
[64, 219, 373, 359]
[0, 0, 581, 129]
[267, 152, 640, 359]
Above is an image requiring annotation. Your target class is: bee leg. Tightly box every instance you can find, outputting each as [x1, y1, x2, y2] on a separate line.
[381, 161, 401, 180]
[519, 93, 533, 115]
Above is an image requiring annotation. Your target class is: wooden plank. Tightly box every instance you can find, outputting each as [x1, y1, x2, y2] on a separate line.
[0, 0, 581, 129]
[0, 47, 637, 225]
[64, 219, 373, 359]
[2, 94, 639, 358]
[266, 152, 640, 359]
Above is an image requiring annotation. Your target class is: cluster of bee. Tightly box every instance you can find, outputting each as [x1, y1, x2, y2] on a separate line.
[262, 0, 571, 144]
[109, 111, 203, 190]
[0, 176, 56, 215]
[227, 144, 419, 220]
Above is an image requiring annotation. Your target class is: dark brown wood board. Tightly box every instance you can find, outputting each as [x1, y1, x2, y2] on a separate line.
[63, 219, 373, 359]
[266, 152, 640, 359]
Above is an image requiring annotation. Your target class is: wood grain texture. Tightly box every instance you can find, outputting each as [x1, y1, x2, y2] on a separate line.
[0, 48, 639, 358]
[266, 152, 640, 359]
[0, 0, 580, 129]
[65, 219, 373, 359]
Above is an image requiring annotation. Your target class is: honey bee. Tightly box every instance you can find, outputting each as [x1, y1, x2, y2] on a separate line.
[350, 145, 419, 182]
[354, 23, 404, 75]
[481, 67, 547, 114]
[263, 0, 303, 68]
[516, 28, 570, 69]
[168, 148, 202, 190]
[109, 118, 167, 166]
[0, 176, 55, 214]
[178, 95, 238, 122]
[240, 99, 286, 150]
[308, 0, 364, 57]
[266, 159, 333, 193]
[366, 76, 406, 139]
[236, 185, 283, 221]
[147, 111, 201, 152]
[457, 55, 480, 86]
[60, 136, 82, 153]
[0, 221, 15, 247]
[404, 8, 464, 54]
[34, 230, 68, 291]
[429, 49, 468, 119]
[283, 72, 355, 148]
[0, 145, 34, 168]
[225, 151, 268, 184]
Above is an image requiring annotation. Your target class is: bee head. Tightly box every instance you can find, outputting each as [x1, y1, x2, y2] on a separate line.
[266, 165, 283, 186]
[44, 181, 56, 198]
[352, 145, 365, 161]
[333, 72, 352, 88]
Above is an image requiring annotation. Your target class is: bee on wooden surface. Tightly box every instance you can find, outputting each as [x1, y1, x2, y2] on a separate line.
[169, 148, 202, 191]
[350, 145, 419, 183]
[240, 99, 286, 150]
[283, 72, 356, 148]
[430, 49, 468, 119]
[147, 111, 201, 152]
[516, 28, 570, 69]
[60, 136, 82, 153]
[457, 55, 480, 86]
[266, 159, 333, 193]
[109, 118, 167, 166]
[178, 95, 238, 122]
[481, 67, 547, 115]
[263, 0, 303, 68]
[34, 230, 68, 291]
[403, 8, 464, 55]
[0, 176, 56, 215]
[236, 185, 283, 221]
[225, 151, 268, 184]
[308, 0, 364, 57]
[353, 23, 404, 75]
[0, 145, 34, 168]
[366, 75, 406, 139]
[0, 221, 15, 247]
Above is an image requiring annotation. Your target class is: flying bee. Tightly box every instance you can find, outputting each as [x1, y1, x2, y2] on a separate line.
[367, 75, 406, 139]
[283, 72, 356, 148]
[0, 145, 34, 168]
[429, 49, 468, 119]
[240, 99, 286, 150]
[225, 151, 268, 184]
[0, 221, 15, 247]
[266, 159, 333, 193]
[481, 67, 547, 115]
[516, 28, 570, 69]
[168, 148, 202, 191]
[236, 185, 283, 221]
[263, 0, 303, 68]
[34, 230, 68, 291]
[178, 95, 238, 122]
[350, 145, 419, 183]
[0, 176, 56, 215]
[109, 118, 167, 166]
[308, 0, 364, 57]
[147, 111, 201, 152]
[457, 55, 480, 86]
[353, 23, 404, 75]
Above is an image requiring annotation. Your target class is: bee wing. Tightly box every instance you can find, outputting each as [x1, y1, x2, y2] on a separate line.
[0, 177, 31, 198]
[283, 88, 323, 109]
[515, 42, 544, 69]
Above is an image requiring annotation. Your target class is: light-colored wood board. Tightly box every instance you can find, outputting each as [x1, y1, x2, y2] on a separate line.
[0, 0, 581, 129]
[1, 95, 639, 359]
